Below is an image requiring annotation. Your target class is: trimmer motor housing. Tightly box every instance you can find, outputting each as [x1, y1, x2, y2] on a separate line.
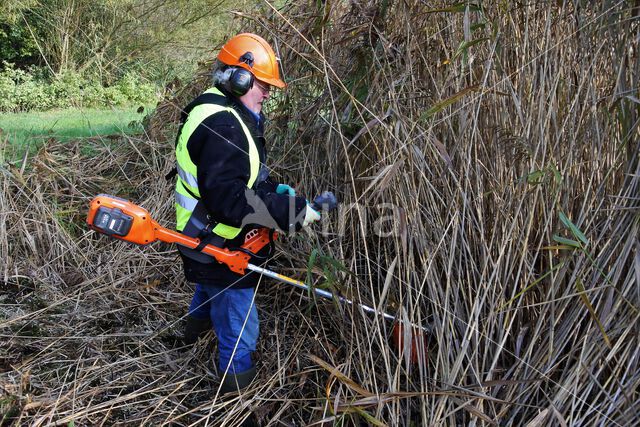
[86, 194, 157, 245]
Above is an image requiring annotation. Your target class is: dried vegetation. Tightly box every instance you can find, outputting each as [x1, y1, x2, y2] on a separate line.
[2, 1, 639, 426]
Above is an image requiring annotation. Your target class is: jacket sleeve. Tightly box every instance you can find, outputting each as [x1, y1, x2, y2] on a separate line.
[189, 114, 307, 232]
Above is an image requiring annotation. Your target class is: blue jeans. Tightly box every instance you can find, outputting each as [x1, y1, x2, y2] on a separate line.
[188, 284, 258, 374]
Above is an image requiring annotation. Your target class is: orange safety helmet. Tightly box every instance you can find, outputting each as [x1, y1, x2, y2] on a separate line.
[217, 33, 286, 89]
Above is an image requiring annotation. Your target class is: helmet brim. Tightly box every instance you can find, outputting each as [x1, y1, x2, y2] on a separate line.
[257, 76, 286, 89]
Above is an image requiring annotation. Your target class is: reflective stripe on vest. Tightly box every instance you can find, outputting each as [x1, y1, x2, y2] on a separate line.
[175, 87, 260, 239]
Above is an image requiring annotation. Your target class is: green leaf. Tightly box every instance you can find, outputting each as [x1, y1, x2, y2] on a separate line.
[559, 211, 589, 246]
[552, 234, 581, 248]
[526, 170, 545, 184]
[499, 262, 564, 310]
[352, 407, 387, 427]
[452, 37, 491, 61]
[320, 254, 355, 277]
[576, 279, 612, 348]
[471, 22, 487, 31]
[541, 245, 576, 251]
[547, 164, 562, 185]
[422, 84, 480, 120]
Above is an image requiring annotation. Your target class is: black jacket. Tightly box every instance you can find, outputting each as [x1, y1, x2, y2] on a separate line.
[178, 86, 307, 288]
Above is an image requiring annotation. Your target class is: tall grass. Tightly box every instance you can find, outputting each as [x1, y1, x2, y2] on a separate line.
[1, 1, 638, 426]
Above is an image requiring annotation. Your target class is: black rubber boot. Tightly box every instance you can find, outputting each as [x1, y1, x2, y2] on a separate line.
[183, 314, 212, 345]
[219, 366, 257, 394]
[219, 366, 259, 426]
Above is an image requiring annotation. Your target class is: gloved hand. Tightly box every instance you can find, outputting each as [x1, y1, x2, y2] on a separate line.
[310, 191, 338, 211]
[303, 204, 321, 227]
[276, 183, 296, 196]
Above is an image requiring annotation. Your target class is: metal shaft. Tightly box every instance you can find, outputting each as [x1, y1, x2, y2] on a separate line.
[248, 263, 427, 331]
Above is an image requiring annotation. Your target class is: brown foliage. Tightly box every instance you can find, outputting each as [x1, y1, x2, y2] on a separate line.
[2, 1, 639, 425]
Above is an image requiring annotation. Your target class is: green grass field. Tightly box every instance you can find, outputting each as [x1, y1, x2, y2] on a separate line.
[0, 106, 150, 160]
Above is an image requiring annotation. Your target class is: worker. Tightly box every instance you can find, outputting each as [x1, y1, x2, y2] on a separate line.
[173, 33, 321, 394]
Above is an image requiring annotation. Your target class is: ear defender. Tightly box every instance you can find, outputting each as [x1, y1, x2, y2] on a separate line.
[215, 67, 254, 97]
[215, 51, 256, 97]
[228, 68, 254, 97]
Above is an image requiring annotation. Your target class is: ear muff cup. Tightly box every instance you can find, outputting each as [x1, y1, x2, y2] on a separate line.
[217, 67, 254, 97]
[229, 68, 254, 96]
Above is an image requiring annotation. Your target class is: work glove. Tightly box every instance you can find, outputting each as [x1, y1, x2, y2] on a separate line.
[302, 192, 337, 228]
[311, 191, 338, 211]
[276, 183, 296, 196]
[303, 204, 321, 227]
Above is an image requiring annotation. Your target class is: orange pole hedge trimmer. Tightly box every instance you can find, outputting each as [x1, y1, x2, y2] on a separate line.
[86, 194, 428, 363]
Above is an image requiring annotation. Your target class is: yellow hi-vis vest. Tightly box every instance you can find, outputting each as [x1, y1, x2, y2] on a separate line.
[174, 87, 260, 239]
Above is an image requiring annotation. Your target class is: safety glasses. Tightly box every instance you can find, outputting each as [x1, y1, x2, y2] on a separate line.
[254, 80, 271, 94]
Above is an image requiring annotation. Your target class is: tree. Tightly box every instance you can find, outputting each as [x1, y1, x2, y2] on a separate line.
[0, 0, 45, 68]
[0, 0, 244, 84]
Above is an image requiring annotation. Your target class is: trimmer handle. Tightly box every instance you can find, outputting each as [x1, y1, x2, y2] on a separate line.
[311, 191, 338, 211]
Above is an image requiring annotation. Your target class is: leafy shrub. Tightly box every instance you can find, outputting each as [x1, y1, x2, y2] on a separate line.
[2, 64, 51, 111]
[0, 63, 17, 111]
[81, 84, 106, 108]
[47, 70, 86, 109]
[103, 85, 129, 106]
[13, 76, 50, 111]
[113, 71, 158, 105]
[0, 63, 159, 112]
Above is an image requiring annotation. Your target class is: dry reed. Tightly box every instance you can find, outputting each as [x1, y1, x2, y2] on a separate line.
[2, 1, 639, 426]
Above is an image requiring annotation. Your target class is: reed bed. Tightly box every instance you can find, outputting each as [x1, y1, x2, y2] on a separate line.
[2, 1, 639, 425]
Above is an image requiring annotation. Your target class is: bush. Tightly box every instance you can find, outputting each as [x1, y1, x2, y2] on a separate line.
[103, 84, 129, 106]
[81, 84, 106, 108]
[47, 70, 86, 109]
[13, 74, 51, 111]
[0, 63, 159, 112]
[0, 62, 49, 111]
[113, 71, 158, 105]
[0, 64, 17, 111]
